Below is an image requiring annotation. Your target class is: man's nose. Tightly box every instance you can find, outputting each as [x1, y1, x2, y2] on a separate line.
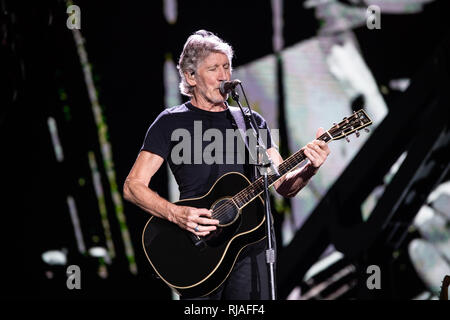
[217, 67, 229, 81]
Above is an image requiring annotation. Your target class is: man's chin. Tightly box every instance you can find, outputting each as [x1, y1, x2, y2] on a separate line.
[210, 97, 227, 105]
[219, 93, 230, 103]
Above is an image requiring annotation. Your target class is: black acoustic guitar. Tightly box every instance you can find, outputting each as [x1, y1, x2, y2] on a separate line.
[142, 109, 372, 298]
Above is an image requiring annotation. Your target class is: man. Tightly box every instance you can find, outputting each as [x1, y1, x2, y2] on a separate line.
[123, 30, 330, 299]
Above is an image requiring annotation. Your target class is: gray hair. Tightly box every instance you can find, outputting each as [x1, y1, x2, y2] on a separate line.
[177, 30, 234, 97]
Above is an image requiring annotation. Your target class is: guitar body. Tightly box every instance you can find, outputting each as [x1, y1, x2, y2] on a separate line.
[141, 172, 266, 298]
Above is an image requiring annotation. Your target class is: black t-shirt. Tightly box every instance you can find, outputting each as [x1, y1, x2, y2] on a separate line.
[141, 102, 273, 200]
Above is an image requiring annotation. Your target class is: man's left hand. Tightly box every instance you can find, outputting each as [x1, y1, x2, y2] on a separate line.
[303, 127, 331, 169]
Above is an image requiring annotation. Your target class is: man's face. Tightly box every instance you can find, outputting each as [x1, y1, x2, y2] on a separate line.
[189, 52, 231, 105]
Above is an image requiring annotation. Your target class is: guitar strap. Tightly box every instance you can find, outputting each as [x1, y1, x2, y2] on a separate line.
[228, 104, 278, 237]
[227, 104, 260, 182]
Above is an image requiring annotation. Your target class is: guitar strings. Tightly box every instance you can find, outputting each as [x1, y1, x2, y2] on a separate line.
[211, 150, 299, 220]
[210, 176, 267, 220]
[210, 132, 336, 220]
[210, 149, 309, 221]
[209, 139, 326, 220]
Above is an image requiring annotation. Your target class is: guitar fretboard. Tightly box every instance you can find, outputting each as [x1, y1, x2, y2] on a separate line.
[232, 132, 332, 208]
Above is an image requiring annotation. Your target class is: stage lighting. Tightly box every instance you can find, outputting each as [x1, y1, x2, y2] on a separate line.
[41, 250, 67, 266]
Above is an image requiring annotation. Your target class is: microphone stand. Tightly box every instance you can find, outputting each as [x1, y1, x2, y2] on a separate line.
[230, 84, 278, 300]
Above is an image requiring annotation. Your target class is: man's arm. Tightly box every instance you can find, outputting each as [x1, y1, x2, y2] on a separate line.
[123, 151, 219, 236]
[267, 128, 330, 198]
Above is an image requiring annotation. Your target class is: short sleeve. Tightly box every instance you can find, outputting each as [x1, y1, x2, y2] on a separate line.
[140, 110, 172, 159]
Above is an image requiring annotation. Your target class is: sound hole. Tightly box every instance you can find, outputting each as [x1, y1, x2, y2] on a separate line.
[211, 198, 239, 227]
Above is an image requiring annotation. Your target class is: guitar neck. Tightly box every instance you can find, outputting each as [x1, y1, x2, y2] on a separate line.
[232, 132, 333, 208]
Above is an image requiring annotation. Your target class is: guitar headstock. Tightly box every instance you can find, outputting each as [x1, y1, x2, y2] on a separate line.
[327, 109, 372, 142]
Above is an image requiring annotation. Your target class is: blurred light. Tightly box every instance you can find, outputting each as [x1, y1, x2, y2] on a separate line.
[363, 0, 435, 14]
[88, 246, 107, 258]
[389, 78, 410, 92]
[287, 286, 302, 300]
[327, 39, 388, 123]
[67, 195, 86, 254]
[305, 0, 435, 14]
[41, 250, 67, 266]
[88, 246, 111, 264]
[304, 250, 344, 282]
[427, 181, 450, 220]
[430, 193, 450, 220]
[408, 239, 450, 295]
[413, 290, 436, 300]
[271, 0, 284, 52]
[47, 117, 64, 162]
[163, 0, 177, 24]
[88, 151, 115, 259]
[45, 271, 54, 279]
[163, 54, 182, 112]
[304, 0, 333, 8]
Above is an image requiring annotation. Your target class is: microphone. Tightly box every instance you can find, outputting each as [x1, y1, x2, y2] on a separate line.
[219, 79, 241, 95]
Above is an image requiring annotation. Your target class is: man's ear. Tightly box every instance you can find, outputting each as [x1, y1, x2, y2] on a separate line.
[185, 71, 196, 87]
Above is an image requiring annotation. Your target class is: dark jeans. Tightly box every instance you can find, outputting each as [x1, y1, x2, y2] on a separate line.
[180, 236, 277, 300]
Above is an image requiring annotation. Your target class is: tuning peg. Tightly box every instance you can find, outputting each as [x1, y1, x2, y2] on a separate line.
[364, 128, 370, 133]
[345, 135, 350, 143]
[355, 130, 360, 138]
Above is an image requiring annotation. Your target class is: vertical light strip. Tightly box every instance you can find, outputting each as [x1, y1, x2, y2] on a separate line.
[163, 53, 181, 299]
[360, 151, 408, 221]
[68, 1, 137, 274]
[163, 54, 181, 204]
[66, 195, 86, 254]
[271, 0, 284, 53]
[163, 0, 178, 24]
[88, 151, 116, 259]
[47, 117, 64, 162]
[164, 53, 182, 111]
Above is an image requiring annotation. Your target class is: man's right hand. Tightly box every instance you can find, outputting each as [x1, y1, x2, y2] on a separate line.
[171, 206, 220, 237]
